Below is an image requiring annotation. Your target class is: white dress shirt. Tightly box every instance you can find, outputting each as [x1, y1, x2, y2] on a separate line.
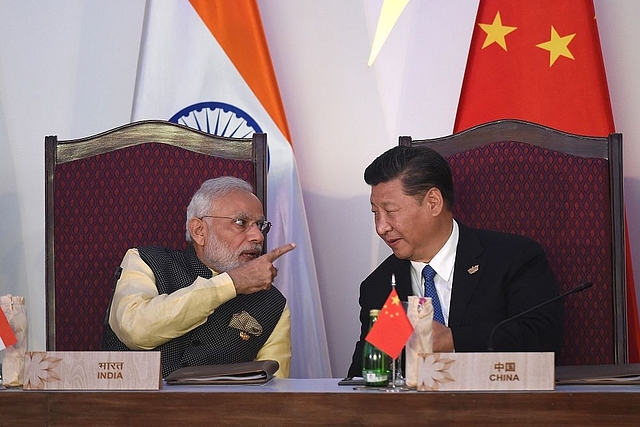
[410, 219, 459, 326]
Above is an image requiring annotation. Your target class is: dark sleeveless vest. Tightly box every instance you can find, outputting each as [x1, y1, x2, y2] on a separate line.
[103, 245, 286, 378]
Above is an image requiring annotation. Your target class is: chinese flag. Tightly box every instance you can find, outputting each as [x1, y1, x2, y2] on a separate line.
[454, 0, 640, 362]
[0, 306, 17, 350]
[365, 288, 414, 360]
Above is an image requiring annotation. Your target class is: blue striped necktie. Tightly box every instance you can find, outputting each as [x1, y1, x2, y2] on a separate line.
[422, 265, 445, 324]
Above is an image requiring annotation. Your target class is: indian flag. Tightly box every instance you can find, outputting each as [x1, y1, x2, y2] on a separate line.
[131, 0, 330, 377]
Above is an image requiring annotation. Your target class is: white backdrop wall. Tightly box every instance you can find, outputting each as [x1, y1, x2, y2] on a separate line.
[1, 0, 638, 378]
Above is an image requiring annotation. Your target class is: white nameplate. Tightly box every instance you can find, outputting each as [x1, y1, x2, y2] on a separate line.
[22, 351, 161, 390]
[416, 352, 554, 391]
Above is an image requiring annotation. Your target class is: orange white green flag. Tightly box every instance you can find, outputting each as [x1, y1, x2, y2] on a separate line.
[130, 0, 330, 377]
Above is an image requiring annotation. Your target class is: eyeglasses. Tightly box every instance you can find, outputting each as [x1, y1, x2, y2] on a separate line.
[200, 215, 272, 235]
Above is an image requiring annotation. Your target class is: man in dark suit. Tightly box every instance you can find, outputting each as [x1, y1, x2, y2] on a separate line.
[347, 145, 563, 378]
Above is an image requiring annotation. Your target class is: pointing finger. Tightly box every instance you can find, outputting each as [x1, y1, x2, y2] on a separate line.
[263, 243, 297, 262]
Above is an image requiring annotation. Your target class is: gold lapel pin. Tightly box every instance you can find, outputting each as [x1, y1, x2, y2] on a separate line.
[468, 265, 479, 274]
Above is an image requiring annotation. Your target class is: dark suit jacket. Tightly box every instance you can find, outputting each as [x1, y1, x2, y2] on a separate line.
[347, 224, 564, 378]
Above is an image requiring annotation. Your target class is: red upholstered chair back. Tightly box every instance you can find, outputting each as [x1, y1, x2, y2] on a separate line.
[45, 120, 267, 351]
[400, 119, 627, 365]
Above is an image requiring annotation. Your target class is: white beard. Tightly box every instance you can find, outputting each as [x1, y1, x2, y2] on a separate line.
[202, 233, 261, 273]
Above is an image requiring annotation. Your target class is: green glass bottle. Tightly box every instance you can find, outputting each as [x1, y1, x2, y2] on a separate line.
[362, 309, 390, 386]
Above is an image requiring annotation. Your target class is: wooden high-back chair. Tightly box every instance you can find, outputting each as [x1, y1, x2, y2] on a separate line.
[45, 120, 267, 350]
[400, 119, 626, 365]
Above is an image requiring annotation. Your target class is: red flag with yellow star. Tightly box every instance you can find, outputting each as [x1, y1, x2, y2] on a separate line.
[0, 305, 17, 350]
[454, 0, 640, 363]
[455, 0, 613, 135]
[365, 287, 414, 360]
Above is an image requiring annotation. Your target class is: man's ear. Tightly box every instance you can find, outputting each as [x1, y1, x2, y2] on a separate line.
[189, 217, 206, 246]
[423, 187, 444, 215]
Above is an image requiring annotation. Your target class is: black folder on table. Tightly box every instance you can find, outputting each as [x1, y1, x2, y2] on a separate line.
[165, 360, 279, 385]
[555, 363, 640, 385]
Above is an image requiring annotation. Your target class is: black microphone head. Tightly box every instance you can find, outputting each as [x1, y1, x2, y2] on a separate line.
[577, 281, 594, 291]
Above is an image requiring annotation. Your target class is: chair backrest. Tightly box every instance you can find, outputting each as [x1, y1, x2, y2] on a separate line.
[45, 120, 267, 351]
[400, 119, 627, 365]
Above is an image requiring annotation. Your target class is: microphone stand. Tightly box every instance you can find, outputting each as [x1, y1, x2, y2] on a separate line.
[487, 281, 593, 351]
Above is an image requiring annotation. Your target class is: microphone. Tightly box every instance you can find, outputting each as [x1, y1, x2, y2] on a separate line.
[486, 281, 593, 351]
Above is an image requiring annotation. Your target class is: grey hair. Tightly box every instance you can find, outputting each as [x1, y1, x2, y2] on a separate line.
[185, 176, 254, 243]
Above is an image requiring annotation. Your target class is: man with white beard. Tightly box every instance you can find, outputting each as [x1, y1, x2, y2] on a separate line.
[103, 177, 295, 378]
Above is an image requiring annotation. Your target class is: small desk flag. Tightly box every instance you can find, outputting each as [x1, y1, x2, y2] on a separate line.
[0, 306, 17, 350]
[365, 287, 413, 360]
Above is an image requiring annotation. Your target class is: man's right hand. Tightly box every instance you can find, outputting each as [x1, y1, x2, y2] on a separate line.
[432, 320, 455, 352]
[227, 243, 296, 294]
